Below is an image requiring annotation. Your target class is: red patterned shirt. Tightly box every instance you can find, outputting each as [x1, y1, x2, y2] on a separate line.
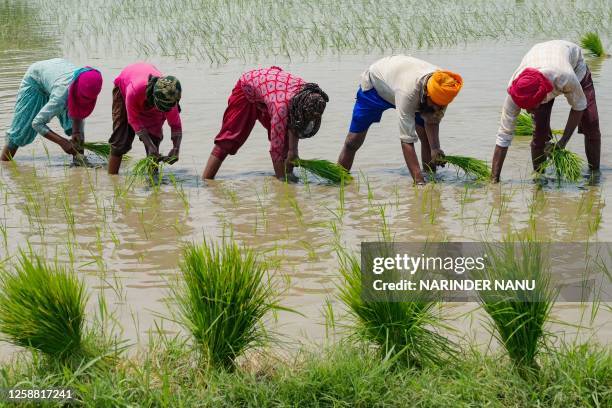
[239, 66, 305, 162]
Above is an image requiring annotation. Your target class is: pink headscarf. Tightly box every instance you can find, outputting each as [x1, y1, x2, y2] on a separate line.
[67, 68, 103, 119]
[507, 68, 553, 110]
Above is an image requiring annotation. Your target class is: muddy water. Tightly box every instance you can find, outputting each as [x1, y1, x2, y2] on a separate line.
[0, 26, 611, 353]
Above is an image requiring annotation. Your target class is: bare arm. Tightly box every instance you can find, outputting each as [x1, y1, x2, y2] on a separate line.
[491, 145, 508, 183]
[274, 129, 299, 181]
[43, 130, 78, 156]
[137, 130, 160, 157]
[401, 142, 425, 184]
[425, 121, 445, 164]
[556, 109, 584, 149]
[70, 118, 84, 153]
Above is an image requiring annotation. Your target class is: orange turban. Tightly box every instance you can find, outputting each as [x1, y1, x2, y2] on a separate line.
[426, 70, 463, 106]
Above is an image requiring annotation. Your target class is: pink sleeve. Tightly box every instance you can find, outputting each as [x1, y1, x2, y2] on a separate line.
[269, 102, 288, 162]
[166, 105, 182, 131]
[124, 85, 144, 133]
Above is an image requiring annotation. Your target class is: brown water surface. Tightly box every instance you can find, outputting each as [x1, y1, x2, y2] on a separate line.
[0, 6, 610, 354]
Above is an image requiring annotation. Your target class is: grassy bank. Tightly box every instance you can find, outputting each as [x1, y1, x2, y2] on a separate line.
[0, 338, 609, 407]
[0, 240, 609, 407]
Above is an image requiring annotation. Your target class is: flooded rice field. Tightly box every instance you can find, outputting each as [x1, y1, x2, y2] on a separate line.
[0, 0, 611, 355]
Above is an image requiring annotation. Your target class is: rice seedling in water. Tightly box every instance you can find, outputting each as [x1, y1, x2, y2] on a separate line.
[442, 155, 491, 180]
[32, 0, 612, 65]
[293, 159, 352, 184]
[172, 240, 284, 370]
[0, 252, 87, 362]
[581, 32, 607, 57]
[477, 239, 556, 376]
[337, 248, 455, 367]
[538, 146, 584, 183]
[130, 156, 164, 185]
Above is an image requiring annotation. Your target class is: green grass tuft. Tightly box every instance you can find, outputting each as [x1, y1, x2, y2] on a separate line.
[0, 252, 87, 361]
[538, 146, 585, 183]
[442, 155, 491, 180]
[581, 32, 606, 57]
[293, 159, 352, 184]
[477, 240, 556, 375]
[337, 249, 455, 367]
[172, 240, 282, 370]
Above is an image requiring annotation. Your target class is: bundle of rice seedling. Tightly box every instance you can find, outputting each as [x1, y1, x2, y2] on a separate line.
[515, 111, 534, 136]
[83, 142, 111, 159]
[581, 32, 606, 57]
[538, 146, 584, 182]
[130, 156, 164, 184]
[0, 252, 87, 361]
[337, 249, 455, 368]
[515, 111, 563, 137]
[442, 155, 491, 180]
[477, 240, 556, 376]
[172, 240, 282, 370]
[293, 159, 352, 184]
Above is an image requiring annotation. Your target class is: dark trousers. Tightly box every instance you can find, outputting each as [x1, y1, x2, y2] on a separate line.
[108, 87, 160, 156]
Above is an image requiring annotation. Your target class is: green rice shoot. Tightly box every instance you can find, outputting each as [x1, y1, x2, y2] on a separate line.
[0, 252, 87, 361]
[84, 142, 130, 161]
[515, 111, 563, 137]
[130, 156, 164, 184]
[580, 32, 606, 57]
[172, 240, 283, 370]
[538, 145, 584, 182]
[442, 155, 491, 180]
[337, 249, 455, 368]
[515, 112, 534, 136]
[293, 159, 352, 184]
[83, 142, 111, 159]
[477, 240, 556, 375]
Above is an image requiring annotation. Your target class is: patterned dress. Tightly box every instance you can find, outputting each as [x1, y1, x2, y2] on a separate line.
[212, 66, 305, 162]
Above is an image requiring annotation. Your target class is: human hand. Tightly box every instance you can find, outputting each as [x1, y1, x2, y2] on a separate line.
[544, 141, 557, 158]
[61, 138, 79, 156]
[431, 148, 446, 167]
[71, 133, 84, 154]
[165, 147, 179, 164]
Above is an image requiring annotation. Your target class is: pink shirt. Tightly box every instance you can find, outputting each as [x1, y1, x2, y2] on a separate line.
[114, 63, 181, 138]
[239, 66, 304, 162]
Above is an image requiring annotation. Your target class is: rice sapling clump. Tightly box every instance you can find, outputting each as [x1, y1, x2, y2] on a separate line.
[83, 142, 112, 159]
[580, 32, 607, 57]
[538, 145, 585, 182]
[0, 252, 88, 362]
[293, 159, 352, 184]
[442, 155, 491, 180]
[130, 156, 164, 184]
[515, 111, 563, 137]
[172, 240, 284, 370]
[477, 240, 556, 376]
[337, 249, 455, 368]
[515, 112, 534, 136]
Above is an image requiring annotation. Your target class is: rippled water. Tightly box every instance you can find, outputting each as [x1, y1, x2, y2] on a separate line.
[0, 2, 610, 353]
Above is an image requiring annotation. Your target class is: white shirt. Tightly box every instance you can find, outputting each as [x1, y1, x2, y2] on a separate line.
[361, 55, 445, 143]
[496, 40, 588, 147]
